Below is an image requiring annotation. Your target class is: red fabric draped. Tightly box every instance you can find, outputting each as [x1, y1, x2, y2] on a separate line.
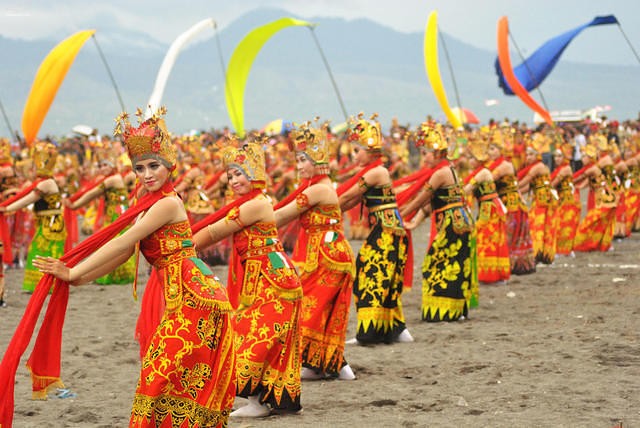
[129, 181, 142, 200]
[336, 159, 382, 197]
[393, 165, 431, 187]
[550, 162, 570, 182]
[396, 160, 449, 209]
[464, 166, 487, 185]
[204, 170, 225, 191]
[516, 160, 541, 181]
[0, 178, 47, 264]
[273, 175, 328, 210]
[172, 166, 196, 188]
[337, 163, 358, 176]
[573, 162, 594, 180]
[487, 156, 505, 172]
[190, 188, 263, 309]
[134, 268, 165, 360]
[0, 180, 175, 428]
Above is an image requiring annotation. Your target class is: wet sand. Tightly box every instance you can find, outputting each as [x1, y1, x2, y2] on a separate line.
[1, 219, 639, 427]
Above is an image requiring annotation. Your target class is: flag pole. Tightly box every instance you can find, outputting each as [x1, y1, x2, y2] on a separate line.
[616, 22, 640, 65]
[308, 26, 349, 122]
[507, 30, 551, 113]
[438, 30, 464, 123]
[91, 34, 126, 112]
[0, 96, 17, 144]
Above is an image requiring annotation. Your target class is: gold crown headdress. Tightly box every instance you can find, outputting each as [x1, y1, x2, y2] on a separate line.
[488, 128, 504, 150]
[467, 136, 488, 162]
[15, 158, 33, 176]
[114, 107, 176, 168]
[581, 143, 598, 159]
[184, 136, 204, 164]
[415, 120, 448, 151]
[222, 138, 266, 186]
[0, 138, 11, 165]
[525, 133, 544, 158]
[554, 143, 573, 159]
[93, 141, 115, 167]
[347, 112, 382, 152]
[289, 118, 330, 174]
[32, 141, 58, 177]
[590, 134, 610, 152]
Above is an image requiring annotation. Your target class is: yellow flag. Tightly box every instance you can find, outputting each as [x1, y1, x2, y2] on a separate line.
[225, 18, 312, 137]
[424, 12, 463, 129]
[22, 30, 96, 144]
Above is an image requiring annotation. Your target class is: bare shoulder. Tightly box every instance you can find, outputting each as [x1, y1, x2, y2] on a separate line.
[364, 165, 390, 185]
[104, 174, 124, 187]
[36, 178, 58, 194]
[242, 195, 272, 211]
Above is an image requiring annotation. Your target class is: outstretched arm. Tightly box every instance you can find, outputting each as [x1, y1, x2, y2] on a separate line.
[67, 185, 103, 210]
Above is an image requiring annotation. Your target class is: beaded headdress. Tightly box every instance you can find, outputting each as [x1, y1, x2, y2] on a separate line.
[33, 141, 58, 177]
[347, 112, 382, 152]
[114, 107, 176, 168]
[555, 143, 574, 159]
[289, 118, 330, 174]
[222, 139, 266, 185]
[415, 120, 447, 151]
[184, 136, 204, 164]
[525, 133, 544, 158]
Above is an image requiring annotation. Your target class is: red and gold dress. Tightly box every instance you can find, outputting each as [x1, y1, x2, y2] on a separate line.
[528, 174, 558, 264]
[230, 218, 303, 411]
[184, 175, 218, 265]
[554, 175, 581, 255]
[496, 174, 536, 274]
[473, 180, 510, 283]
[626, 165, 640, 232]
[131, 220, 236, 428]
[292, 204, 355, 375]
[573, 174, 617, 252]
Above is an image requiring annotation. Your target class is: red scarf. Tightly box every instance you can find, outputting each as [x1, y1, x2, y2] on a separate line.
[550, 162, 569, 182]
[487, 156, 505, 172]
[337, 163, 358, 176]
[573, 162, 594, 180]
[190, 188, 263, 310]
[273, 175, 328, 210]
[396, 159, 449, 209]
[464, 166, 486, 185]
[0, 178, 47, 264]
[336, 159, 383, 197]
[517, 160, 541, 181]
[393, 165, 432, 187]
[204, 170, 225, 190]
[172, 166, 196, 187]
[0, 179, 175, 428]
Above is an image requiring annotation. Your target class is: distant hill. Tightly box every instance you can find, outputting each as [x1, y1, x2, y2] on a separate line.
[0, 7, 637, 138]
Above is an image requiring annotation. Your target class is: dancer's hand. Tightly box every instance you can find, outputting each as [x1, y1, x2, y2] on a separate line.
[33, 256, 71, 282]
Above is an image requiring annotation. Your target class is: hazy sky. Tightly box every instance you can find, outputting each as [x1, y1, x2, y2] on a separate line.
[1, 0, 639, 65]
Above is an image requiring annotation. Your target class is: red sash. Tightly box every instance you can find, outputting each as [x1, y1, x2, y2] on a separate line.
[516, 160, 541, 181]
[487, 156, 505, 172]
[550, 162, 569, 182]
[573, 162, 594, 180]
[0, 180, 175, 428]
[273, 175, 328, 210]
[0, 178, 47, 264]
[463, 166, 486, 185]
[336, 159, 383, 197]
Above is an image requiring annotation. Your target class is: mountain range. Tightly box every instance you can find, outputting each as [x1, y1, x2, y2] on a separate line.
[0, 7, 637, 138]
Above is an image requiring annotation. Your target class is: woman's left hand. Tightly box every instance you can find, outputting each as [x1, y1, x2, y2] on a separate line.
[33, 256, 71, 282]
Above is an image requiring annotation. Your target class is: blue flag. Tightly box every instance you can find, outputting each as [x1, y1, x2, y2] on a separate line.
[496, 15, 618, 95]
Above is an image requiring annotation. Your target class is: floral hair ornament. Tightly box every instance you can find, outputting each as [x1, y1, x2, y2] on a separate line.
[289, 117, 331, 175]
[415, 120, 448, 151]
[114, 106, 176, 169]
[347, 112, 383, 153]
[222, 134, 267, 189]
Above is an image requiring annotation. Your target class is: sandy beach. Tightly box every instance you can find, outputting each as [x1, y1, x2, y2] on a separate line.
[1, 219, 639, 427]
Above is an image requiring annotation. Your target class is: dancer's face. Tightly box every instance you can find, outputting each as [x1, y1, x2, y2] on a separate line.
[423, 149, 436, 168]
[227, 167, 251, 195]
[468, 155, 480, 169]
[554, 151, 564, 166]
[353, 145, 371, 166]
[488, 144, 501, 160]
[99, 161, 113, 177]
[296, 153, 315, 179]
[135, 158, 169, 192]
[525, 149, 538, 165]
